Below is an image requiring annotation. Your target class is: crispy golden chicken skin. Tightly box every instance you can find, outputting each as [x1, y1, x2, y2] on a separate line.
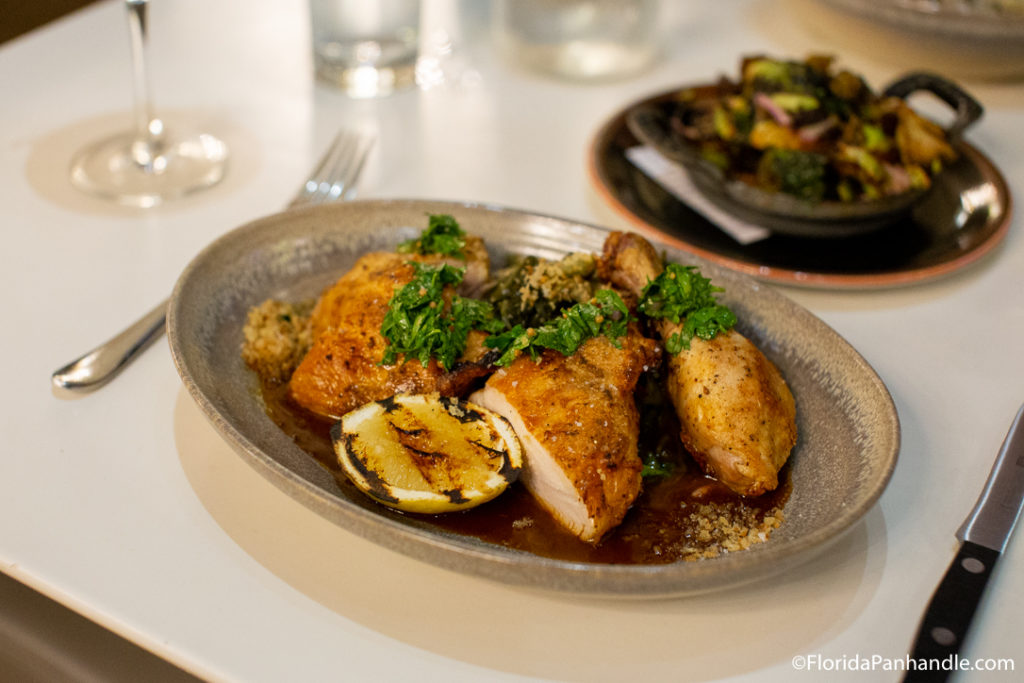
[470, 327, 660, 542]
[665, 329, 796, 495]
[288, 240, 491, 420]
[599, 232, 797, 496]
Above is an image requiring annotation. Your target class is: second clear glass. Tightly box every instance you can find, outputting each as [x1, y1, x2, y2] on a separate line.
[310, 0, 422, 98]
[493, 0, 667, 82]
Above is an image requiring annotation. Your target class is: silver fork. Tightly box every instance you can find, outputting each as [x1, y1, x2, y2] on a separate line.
[51, 128, 376, 395]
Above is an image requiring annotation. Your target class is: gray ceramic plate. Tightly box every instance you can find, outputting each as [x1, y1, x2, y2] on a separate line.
[168, 199, 899, 597]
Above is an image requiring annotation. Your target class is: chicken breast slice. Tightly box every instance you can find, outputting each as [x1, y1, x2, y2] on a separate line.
[470, 329, 659, 542]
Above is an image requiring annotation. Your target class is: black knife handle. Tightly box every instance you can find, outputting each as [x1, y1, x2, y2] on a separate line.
[904, 541, 1001, 682]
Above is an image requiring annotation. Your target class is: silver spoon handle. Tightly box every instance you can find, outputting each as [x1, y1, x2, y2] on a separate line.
[52, 299, 167, 394]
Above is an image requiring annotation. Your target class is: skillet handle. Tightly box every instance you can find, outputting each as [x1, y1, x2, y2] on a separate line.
[882, 72, 983, 140]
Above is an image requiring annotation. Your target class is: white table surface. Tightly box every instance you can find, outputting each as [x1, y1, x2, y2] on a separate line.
[3, 0, 1023, 681]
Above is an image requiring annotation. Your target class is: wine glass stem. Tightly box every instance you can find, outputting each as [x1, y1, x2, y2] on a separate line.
[125, 0, 162, 170]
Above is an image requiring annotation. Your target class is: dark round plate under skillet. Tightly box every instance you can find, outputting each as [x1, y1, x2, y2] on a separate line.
[590, 90, 1012, 289]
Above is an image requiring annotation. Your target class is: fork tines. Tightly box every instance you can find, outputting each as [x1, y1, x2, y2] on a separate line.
[291, 128, 376, 208]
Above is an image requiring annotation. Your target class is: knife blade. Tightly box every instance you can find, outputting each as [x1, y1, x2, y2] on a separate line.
[904, 403, 1024, 682]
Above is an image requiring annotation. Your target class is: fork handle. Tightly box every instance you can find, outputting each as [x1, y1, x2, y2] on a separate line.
[51, 130, 374, 395]
[51, 299, 168, 394]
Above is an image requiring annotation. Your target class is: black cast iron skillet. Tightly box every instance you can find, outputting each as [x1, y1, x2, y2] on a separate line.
[626, 72, 983, 238]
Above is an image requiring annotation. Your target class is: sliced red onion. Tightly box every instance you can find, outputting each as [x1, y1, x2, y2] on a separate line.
[798, 116, 838, 144]
[883, 162, 912, 194]
[753, 92, 793, 128]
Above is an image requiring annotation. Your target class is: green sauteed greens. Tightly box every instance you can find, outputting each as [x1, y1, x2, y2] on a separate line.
[484, 289, 631, 367]
[379, 260, 631, 371]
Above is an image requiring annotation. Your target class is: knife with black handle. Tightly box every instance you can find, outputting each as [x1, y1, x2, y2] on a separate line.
[904, 404, 1024, 682]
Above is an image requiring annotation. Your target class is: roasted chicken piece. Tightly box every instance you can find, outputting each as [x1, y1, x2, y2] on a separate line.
[288, 239, 491, 419]
[600, 232, 797, 496]
[469, 327, 660, 542]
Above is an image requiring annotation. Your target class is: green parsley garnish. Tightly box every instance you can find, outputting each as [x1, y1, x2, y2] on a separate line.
[637, 264, 737, 353]
[380, 262, 503, 371]
[669, 304, 738, 354]
[485, 289, 631, 367]
[397, 214, 467, 257]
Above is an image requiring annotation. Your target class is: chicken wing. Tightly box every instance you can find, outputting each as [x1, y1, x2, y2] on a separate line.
[599, 232, 796, 496]
[469, 327, 660, 542]
[288, 239, 491, 420]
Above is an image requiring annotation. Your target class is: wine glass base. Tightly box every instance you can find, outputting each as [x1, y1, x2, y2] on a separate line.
[70, 130, 228, 208]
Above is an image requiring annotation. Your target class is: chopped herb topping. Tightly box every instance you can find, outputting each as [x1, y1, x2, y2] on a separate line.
[380, 262, 502, 371]
[397, 213, 467, 257]
[638, 264, 737, 353]
[667, 305, 737, 354]
[485, 289, 631, 367]
[384, 225, 732, 370]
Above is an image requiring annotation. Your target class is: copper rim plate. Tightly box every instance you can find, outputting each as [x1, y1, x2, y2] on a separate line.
[589, 90, 1013, 289]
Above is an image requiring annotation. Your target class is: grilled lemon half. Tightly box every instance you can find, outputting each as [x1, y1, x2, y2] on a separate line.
[332, 393, 523, 514]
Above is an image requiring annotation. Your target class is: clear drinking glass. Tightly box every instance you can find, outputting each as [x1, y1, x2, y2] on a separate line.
[494, 0, 666, 82]
[310, 0, 422, 98]
[70, 0, 228, 208]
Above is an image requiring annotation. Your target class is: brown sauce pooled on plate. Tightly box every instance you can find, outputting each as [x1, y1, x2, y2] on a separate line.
[259, 379, 790, 565]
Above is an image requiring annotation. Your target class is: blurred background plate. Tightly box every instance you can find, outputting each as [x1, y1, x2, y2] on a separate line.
[589, 92, 1012, 289]
[803, 0, 1024, 80]
[821, 0, 1024, 40]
